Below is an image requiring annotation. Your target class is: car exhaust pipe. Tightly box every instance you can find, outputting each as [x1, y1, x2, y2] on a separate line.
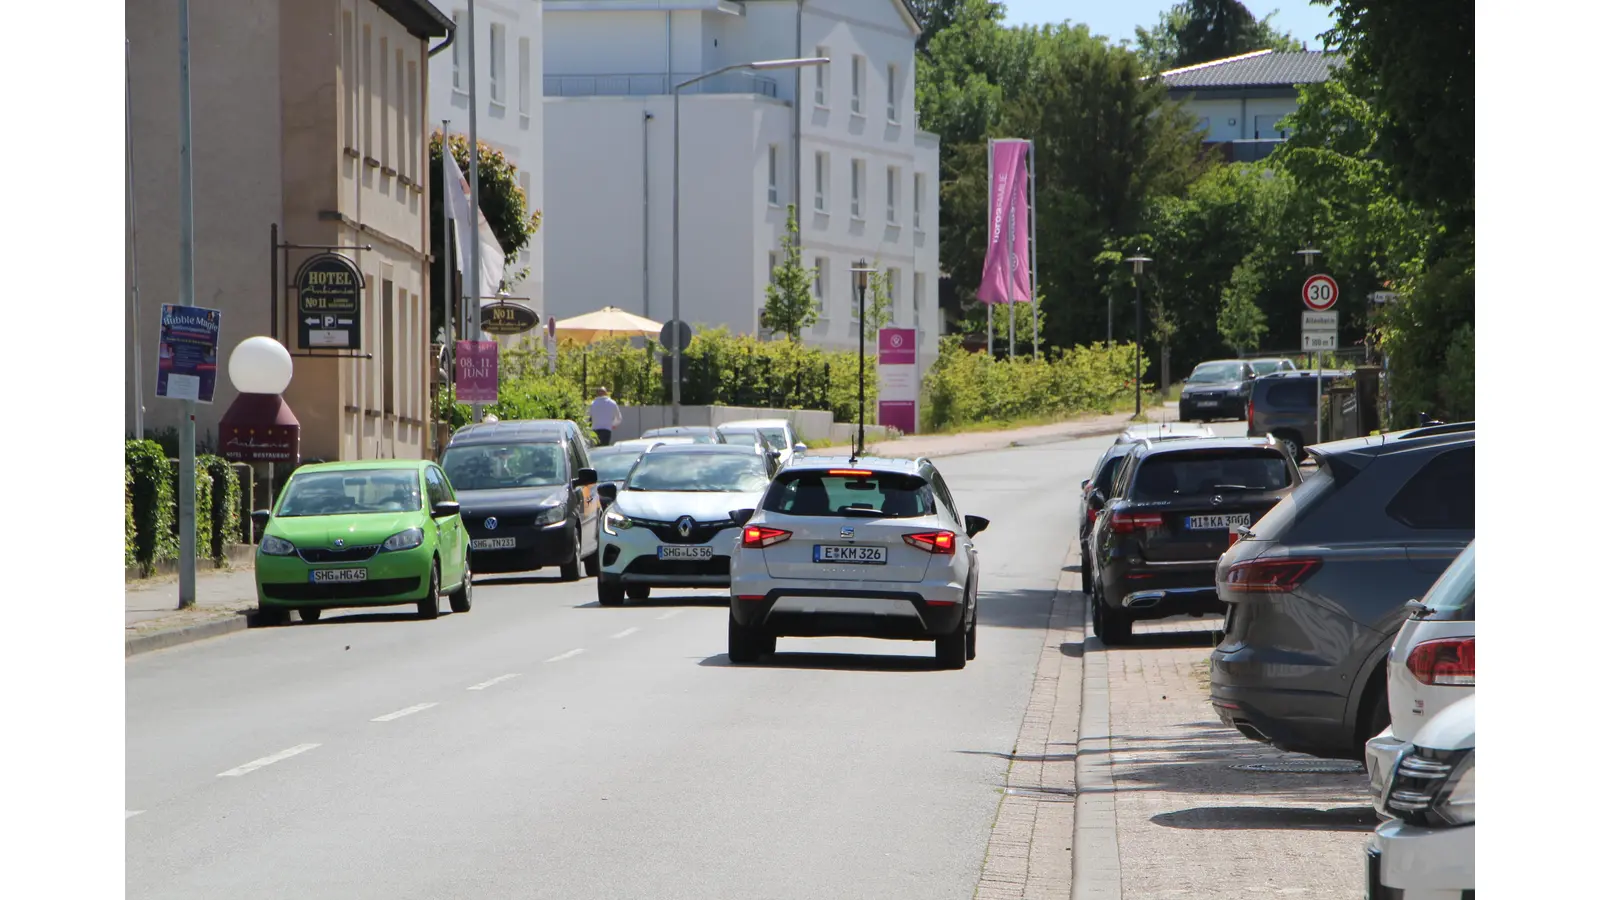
[1123, 590, 1165, 610]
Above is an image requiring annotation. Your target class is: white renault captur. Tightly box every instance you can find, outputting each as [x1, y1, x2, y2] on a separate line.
[594, 444, 775, 606]
[726, 456, 989, 668]
[1365, 541, 1475, 805]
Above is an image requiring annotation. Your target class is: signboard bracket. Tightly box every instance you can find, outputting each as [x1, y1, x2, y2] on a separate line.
[270, 227, 374, 354]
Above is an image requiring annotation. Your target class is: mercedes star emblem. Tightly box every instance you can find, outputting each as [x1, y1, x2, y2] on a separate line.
[485, 517, 499, 531]
[676, 516, 695, 538]
[1211, 496, 1223, 507]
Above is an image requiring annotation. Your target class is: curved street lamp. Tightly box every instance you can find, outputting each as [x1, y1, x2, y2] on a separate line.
[1125, 251, 1152, 416]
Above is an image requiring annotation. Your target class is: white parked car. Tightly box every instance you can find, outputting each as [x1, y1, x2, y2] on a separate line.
[1367, 693, 1474, 898]
[726, 456, 988, 668]
[1365, 541, 1475, 804]
[716, 418, 806, 467]
[594, 444, 775, 605]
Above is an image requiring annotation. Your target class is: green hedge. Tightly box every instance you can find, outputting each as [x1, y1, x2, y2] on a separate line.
[125, 466, 136, 569]
[126, 439, 177, 572]
[923, 338, 1144, 431]
[166, 459, 215, 566]
[202, 455, 242, 561]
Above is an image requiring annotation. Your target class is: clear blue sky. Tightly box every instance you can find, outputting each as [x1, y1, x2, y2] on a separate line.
[998, 1, 1337, 50]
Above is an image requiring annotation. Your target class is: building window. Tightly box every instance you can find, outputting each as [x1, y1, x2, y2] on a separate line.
[407, 61, 418, 180]
[380, 37, 391, 166]
[1194, 116, 1210, 134]
[518, 37, 532, 119]
[363, 25, 373, 159]
[888, 268, 900, 320]
[814, 257, 827, 304]
[886, 166, 899, 224]
[887, 64, 898, 122]
[851, 55, 864, 115]
[769, 252, 779, 284]
[452, 10, 464, 91]
[814, 152, 828, 212]
[851, 159, 864, 219]
[815, 46, 829, 107]
[490, 24, 506, 105]
[913, 172, 925, 231]
[342, 12, 356, 148]
[519, 172, 532, 212]
[913, 272, 925, 331]
[383, 278, 396, 414]
[768, 144, 780, 205]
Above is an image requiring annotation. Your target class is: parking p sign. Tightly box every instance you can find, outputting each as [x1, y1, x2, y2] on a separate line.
[1302, 274, 1338, 311]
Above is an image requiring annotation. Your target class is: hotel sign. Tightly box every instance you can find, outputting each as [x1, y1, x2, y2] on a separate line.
[295, 252, 364, 350]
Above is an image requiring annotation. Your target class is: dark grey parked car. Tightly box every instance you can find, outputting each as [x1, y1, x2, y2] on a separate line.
[1178, 360, 1255, 422]
[1246, 369, 1355, 461]
[1209, 422, 1475, 760]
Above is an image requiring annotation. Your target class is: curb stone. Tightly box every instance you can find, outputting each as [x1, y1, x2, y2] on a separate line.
[125, 613, 255, 657]
[1070, 580, 1121, 900]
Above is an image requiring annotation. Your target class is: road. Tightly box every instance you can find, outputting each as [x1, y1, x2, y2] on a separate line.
[126, 422, 1244, 899]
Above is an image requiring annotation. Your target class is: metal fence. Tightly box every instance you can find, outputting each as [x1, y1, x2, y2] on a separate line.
[544, 72, 780, 99]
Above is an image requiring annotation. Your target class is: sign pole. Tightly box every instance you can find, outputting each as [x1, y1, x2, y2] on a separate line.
[127, 38, 146, 441]
[986, 139, 993, 356]
[177, 0, 198, 609]
[467, 0, 483, 424]
[1028, 140, 1039, 361]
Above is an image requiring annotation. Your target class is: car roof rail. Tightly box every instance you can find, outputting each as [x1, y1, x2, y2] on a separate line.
[1397, 421, 1474, 440]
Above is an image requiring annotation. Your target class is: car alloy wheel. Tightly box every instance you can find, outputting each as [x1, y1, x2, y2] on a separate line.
[417, 562, 441, 619]
[449, 560, 473, 613]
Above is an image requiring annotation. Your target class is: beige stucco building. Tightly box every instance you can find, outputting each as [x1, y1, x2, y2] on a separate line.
[127, 0, 452, 462]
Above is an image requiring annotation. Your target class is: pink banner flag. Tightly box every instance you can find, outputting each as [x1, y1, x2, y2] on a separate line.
[977, 140, 1033, 305]
[455, 340, 499, 405]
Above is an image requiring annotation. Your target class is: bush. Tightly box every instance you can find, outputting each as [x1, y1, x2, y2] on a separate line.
[166, 458, 216, 566]
[126, 440, 177, 572]
[125, 466, 136, 569]
[202, 455, 242, 561]
[680, 327, 875, 422]
[923, 338, 1144, 431]
[438, 367, 593, 441]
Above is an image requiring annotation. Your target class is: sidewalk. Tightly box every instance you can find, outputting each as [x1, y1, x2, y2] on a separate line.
[865, 402, 1179, 460]
[125, 566, 260, 657]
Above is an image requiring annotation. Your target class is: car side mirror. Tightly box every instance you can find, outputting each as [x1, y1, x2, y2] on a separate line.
[597, 483, 618, 504]
[965, 515, 990, 537]
[431, 500, 461, 518]
[1080, 479, 1090, 491]
[250, 509, 271, 531]
[730, 508, 756, 527]
[793, 443, 808, 454]
[575, 467, 598, 487]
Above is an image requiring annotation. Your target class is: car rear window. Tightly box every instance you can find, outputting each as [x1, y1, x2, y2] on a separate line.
[762, 469, 936, 518]
[1421, 542, 1474, 622]
[1131, 449, 1293, 501]
[1386, 446, 1474, 530]
[1263, 379, 1316, 407]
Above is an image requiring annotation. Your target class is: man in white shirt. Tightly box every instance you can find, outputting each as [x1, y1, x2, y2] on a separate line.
[588, 386, 622, 446]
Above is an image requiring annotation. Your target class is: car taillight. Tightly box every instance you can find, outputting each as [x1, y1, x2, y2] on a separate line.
[741, 526, 791, 549]
[1109, 511, 1163, 533]
[1247, 398, 1255, 429]
[1087, 508, 1098, 525]
[903, 531, 956, 554]
[1224, 557, 1322, 592]
[1407, 636, 1474, 686]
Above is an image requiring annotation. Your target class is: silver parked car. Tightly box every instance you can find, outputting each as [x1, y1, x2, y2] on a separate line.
[594, 444, 776, 605]
[716, 418, 807, 467]
[726, 456, 989, 668]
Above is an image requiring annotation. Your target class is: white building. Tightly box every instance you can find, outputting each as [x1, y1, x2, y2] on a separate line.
[429, 0, 546, 312]
[1160, 49, 1342, 163]
[542, 0, 939, 367]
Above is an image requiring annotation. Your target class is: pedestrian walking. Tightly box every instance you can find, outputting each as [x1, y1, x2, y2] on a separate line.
[589, 387, 622, 446]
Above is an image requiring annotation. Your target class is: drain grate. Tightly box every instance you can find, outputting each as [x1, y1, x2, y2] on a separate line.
[1230, 760, 1366, 775]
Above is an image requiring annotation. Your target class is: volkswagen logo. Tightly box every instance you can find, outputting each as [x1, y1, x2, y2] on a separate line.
[676, 516, 695, 538]
[1210, 496, 1223, 507]
[840, 526, 855, 539]
[485, 517, 499, 531]
[334, 539, 345, 548]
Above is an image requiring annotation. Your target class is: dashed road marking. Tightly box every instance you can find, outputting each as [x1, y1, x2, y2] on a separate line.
[467, 674, 520, 691]
[371, 703, 438, 722]
[545, 649, 584, 663]
[216, 743, 321, 778]
[656, 610, 683, 620]
[611, 627, 640, 639]
[126, 810, 144, 819]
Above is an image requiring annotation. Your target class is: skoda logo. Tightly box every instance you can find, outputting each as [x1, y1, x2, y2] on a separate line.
[1210, 496, 1223, 507]
[676, 516, 695, 538]
[485, 517, 498, 531]
[334, 539, 345, 548]
[840, 526, 855, 539]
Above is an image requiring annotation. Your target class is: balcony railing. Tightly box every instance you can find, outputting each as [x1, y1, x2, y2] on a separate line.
[544, 71, 780, 99]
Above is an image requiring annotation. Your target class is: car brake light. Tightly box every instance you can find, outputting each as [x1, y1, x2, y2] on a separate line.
[1247, 398, 1255, 429]
[828, 469, 872, 476]
[1224, 557, 1322, 592]
[1087, 508, 1098, 525]
[741, 526, 791, 549]
[1407, 636, 1474, 686]
[903, 531, 956, 554]
[1109, 511, 1163, 533]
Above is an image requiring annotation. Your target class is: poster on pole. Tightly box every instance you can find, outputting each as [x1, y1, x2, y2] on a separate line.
[877, 328, 919, 435]
[455, 340, 499, 405]
[156, 304, 222, 403]
[976, 140, 1033, 305]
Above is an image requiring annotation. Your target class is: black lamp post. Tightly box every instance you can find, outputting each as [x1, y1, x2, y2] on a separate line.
[849, 259, 874, 461]
[1125, 251, 1151, 416]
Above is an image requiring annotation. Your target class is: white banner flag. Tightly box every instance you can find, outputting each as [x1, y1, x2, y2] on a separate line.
[443, 147, 506, 300]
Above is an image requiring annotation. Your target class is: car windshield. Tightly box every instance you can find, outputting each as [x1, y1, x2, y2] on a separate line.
[643, 428, 718, 443]
[1131, 449, 1292, 500]
[277, 469, 422, 517]
[1189, 362, 1246, 383]
[1249, 360, 1283, 375]
[441, 442, 567, 491]
[762, 469, 936, 518]
[626, 453, 769, 492]
[721, 432, 761, 446]
[758, 428, 790, 449]
[1421, 542, 1475, 621]
[589, 448, 646, 482]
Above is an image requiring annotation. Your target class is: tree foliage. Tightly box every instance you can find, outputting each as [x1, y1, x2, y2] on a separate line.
[1135, 1, 1300, 73]
[760, 205, 819, 341]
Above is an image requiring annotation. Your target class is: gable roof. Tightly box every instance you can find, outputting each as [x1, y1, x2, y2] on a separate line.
[1160, 49, 1342, 90]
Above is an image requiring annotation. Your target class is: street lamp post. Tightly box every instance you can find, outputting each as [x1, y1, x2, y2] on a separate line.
[671, 56, 828, 425]
[850, 259, 875, 461]
[1125, 251, 1151, 417]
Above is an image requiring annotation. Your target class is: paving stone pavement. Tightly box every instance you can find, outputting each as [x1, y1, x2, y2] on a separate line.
[1102, 617, 1375, 899]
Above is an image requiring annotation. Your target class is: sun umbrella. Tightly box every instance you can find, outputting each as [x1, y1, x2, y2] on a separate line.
[554, 306, 663, 345]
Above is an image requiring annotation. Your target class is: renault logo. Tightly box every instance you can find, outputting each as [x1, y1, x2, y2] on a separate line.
[485, 517, 499, 531]
[676, 516, 695, 538]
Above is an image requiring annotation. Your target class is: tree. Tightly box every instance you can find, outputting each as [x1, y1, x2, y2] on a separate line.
[428, 132, 541, 340]
[759, 205, 819, 341]
[1217, 260, 1270, 354]
[862, 259, 896, 338]
[905, 0, 1001, 53]
[1137, 1, 1300, 73]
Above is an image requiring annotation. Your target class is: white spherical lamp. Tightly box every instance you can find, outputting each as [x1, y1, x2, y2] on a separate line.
[228, 336, 294, 395]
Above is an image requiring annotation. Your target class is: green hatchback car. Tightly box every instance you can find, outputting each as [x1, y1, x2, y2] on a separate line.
[252, 459, 472, 624]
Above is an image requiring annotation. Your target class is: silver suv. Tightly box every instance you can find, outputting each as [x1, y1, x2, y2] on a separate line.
[726, 457, 989, 668]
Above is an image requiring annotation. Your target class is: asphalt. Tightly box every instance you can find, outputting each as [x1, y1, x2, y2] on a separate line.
[126, 416, 1241, 899]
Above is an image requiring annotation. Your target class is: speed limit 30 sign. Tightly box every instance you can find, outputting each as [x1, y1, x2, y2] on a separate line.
[1302, 273, 1339, 311]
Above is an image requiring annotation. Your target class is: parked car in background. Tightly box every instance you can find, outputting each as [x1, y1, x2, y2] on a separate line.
[1113, 422, 1216, 445]
[1078, 439, 1153, 593]
[440, 420, 601, 580]
[1178, 360, 1256, 422]
[1246, 369, 1356, 461]
[714, 427, 783, 469]
[1087, 437, 1300, 645]
[727, 456, 988, 668]
[253, 459, 472, 624]
[639, 425, 725, 444]
[1367, 694, 1474, 899]
[1366, 540, 1475, 806]
[1247, 357, 1296, 376]
[595, 444, 776, 605]
[588, 439, 669, 505]
[1210, 423, 1475, 760]
[717, 418, 807, 467]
